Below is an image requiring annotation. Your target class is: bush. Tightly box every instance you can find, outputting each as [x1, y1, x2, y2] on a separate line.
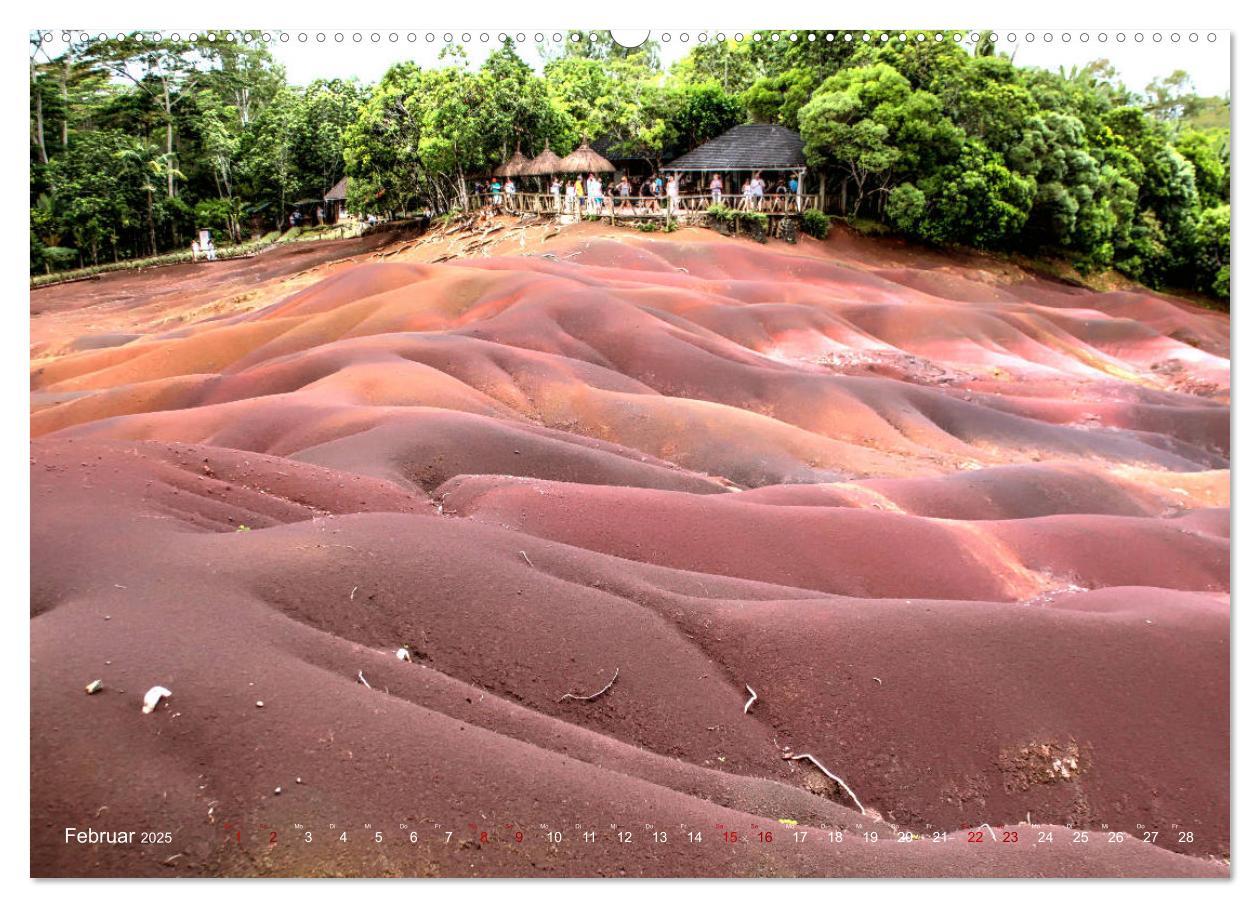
[801, 208, 831, 239]
[1195, 204, 1230, 301]
[736, 210, 769, 243]
[887, 183, 927, 234]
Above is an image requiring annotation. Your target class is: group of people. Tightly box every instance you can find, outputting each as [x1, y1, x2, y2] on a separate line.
[708, 171, 802, 212]
[474, 169, 803, 215]
[189, 237, 217, 261]
[551, 173, 683, 216]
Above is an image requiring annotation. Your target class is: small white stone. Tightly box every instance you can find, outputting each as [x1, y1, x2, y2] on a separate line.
[255, 701, 265, 708]
[274, 786, 282, 795]
[85, 680, 103, 695]
[396, 647, 412, 662]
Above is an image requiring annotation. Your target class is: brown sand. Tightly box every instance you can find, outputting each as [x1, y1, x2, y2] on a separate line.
[30, 219, 1228, 877]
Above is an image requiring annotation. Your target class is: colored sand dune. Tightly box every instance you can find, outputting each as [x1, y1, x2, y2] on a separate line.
[30, 222, 1229, 877]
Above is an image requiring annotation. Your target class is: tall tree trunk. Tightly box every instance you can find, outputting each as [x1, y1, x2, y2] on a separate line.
[60, 57, 69, 148]
[30, 58, 48, 164]
[33, 85, 48, 164]
[163, 78, 175, 198]
[146, 189, 157, 257]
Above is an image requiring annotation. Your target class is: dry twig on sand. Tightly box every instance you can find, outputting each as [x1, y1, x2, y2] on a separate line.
[519, 551, 534, 568]
[357, 671, 372, 690]
[558, 668, 619, 703]
[784, 751, 866, 816]
[744, 685, 757, 714]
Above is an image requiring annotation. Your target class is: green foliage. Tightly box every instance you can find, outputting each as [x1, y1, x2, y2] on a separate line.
[29, 30, 1231, 300]
[887, 183, 926, 233]
[1175, 128, 1229, 205]
[800, 208, 831, 239]
[737, 210, 769, 230]
[1195, 204, 1230, 298]
[743, 69, 817, 128]
[786, 39, 1228, 299]
[705, 203, 768, 240]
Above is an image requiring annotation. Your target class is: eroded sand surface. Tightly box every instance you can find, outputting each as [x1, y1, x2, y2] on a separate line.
[30, 222, 1229, 876]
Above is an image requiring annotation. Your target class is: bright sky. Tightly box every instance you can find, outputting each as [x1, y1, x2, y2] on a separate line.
[255, 29, 1230, 99]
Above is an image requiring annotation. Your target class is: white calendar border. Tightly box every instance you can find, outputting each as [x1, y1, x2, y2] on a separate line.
[7, 0, 1248, 903]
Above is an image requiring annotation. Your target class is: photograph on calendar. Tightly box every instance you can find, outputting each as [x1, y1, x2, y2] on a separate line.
[29, 27, 1230, 878]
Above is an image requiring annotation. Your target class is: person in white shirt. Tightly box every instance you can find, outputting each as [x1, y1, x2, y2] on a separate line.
[550, 178, 562, 212]
[666, 175, 679, 214]
[586, 174, 603, 214]
[564, 179, 577, 214]
[750, 171, 765, 210]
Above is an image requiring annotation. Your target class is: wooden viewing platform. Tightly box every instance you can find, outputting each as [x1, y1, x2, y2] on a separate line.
[470, 192, 820, 223]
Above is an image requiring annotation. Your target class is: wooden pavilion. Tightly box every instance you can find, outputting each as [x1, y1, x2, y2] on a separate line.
[661, 123, 815, 211]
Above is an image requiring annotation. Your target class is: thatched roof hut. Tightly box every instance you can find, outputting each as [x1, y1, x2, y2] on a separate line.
[323, 177, 349, 202]
[664, 124, 806, 172]
[525, 142, 564, 176]
[556, 141, 615, 174]
[493, 149, 532, 178]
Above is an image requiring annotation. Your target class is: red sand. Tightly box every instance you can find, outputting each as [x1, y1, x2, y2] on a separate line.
[30, 221, 1229, 877]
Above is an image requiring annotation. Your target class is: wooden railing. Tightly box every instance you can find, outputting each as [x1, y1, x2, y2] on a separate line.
[470, 192, 818, 217]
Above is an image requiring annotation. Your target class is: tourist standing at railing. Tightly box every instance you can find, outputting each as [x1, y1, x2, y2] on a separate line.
[616, 176, 633, 213]
[504, 178, 517, 211]
[788, 174, 800, 212]
[550, 178, 562, 212]
[772, 179, 788, 213]
[574, 177, 585, 213]
[640, 176, 658, 212]
[565, 179, 578, 214]
[666, 175, 679, 214]
[586, 173, 603, 215]
[490, 178, 502, 207]
[740, 180, 754, 210]
[751, 171, 765, 211]
[710, 174, 723, 204]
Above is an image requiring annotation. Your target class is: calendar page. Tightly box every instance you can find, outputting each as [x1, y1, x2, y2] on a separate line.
[27, 11, 1232, 885]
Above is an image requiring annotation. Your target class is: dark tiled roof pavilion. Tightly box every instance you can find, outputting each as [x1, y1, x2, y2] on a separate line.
[663, 124, 807, 172]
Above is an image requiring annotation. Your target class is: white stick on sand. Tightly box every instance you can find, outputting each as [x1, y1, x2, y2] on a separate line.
[784, 751, 866, 816]
[744, 685, 757, 714]
[558, 667, 619, 703]
[141, 686, 171, 714]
